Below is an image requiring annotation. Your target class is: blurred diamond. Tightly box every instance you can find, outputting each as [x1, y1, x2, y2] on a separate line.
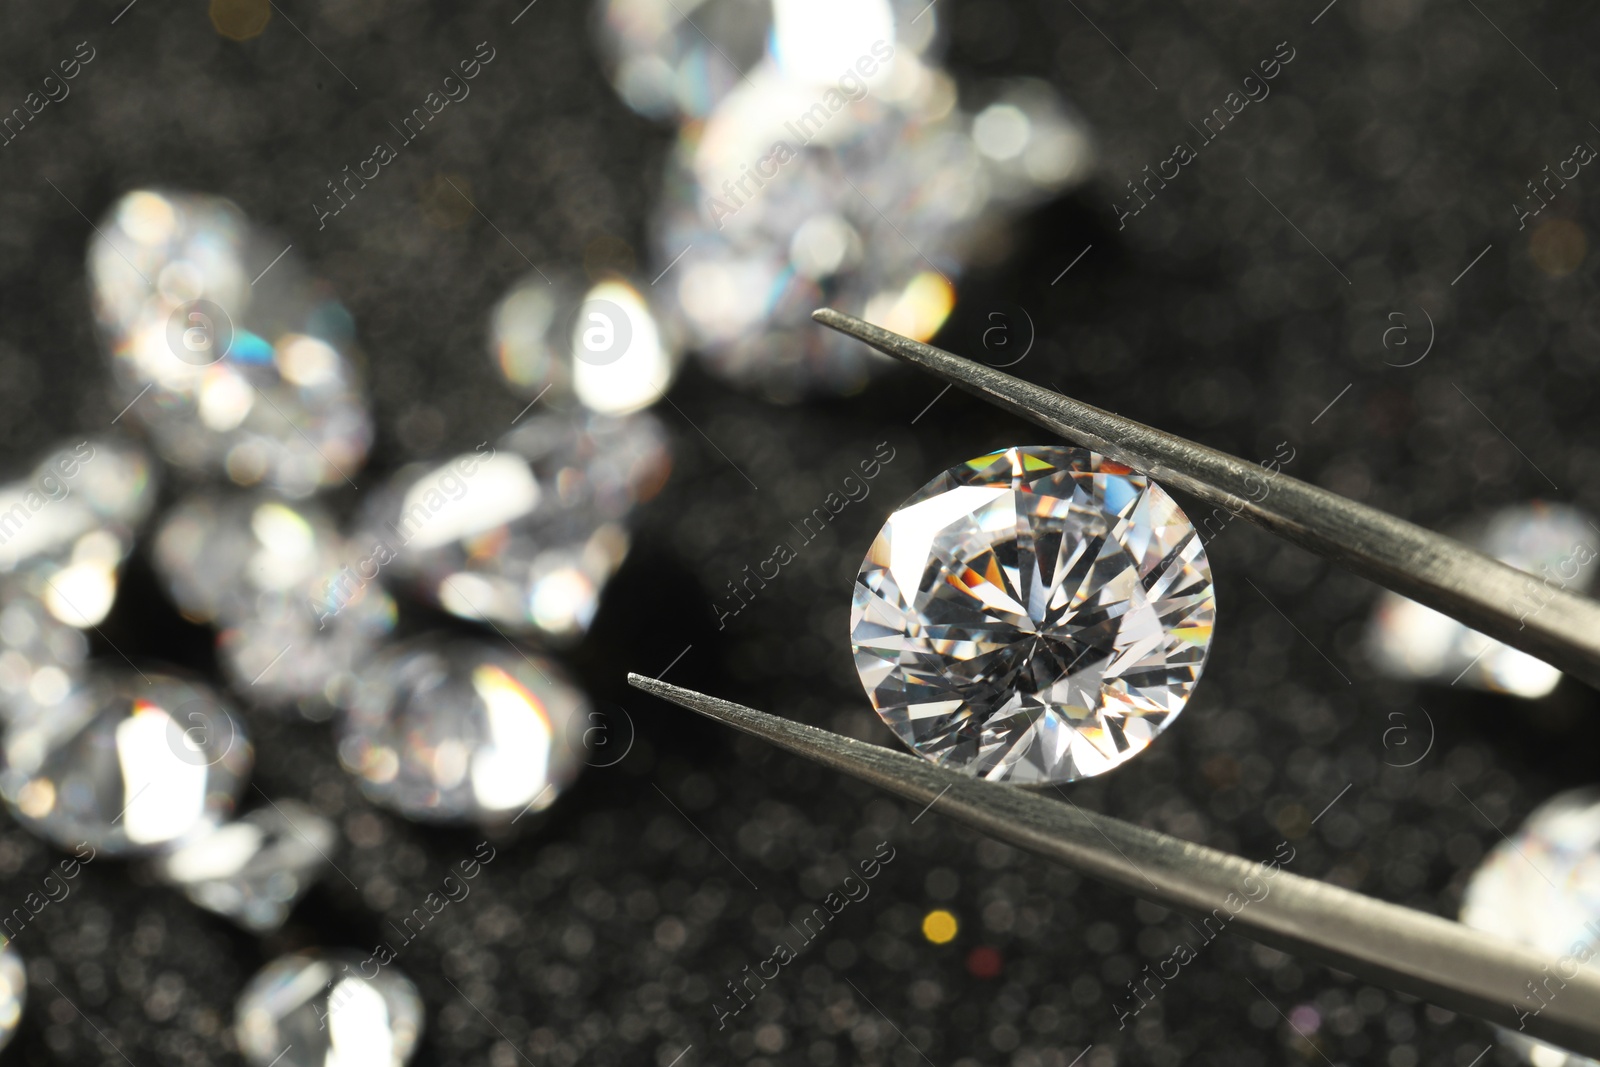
[1461, 788, 1600, 1066]
[850, 446, 1215, 783]
[154, 490, 345, 625]
[1367, 502, 1598, 697]
[152, 489, 398, 716]
[358, 411, 669, 640]
[156, 800, 336, 933]
[0, 590, 89, 727]
[88, 189, 372, 497]
[0, 435, 156, 575]
[236, 950, 422, 1067]
[0, 672, 251, 855]
[218, 574, 396, 719]
[0, 437, 158, 728]
[593, 0, 941, 122]
[0, 938, 22, 1053]
[337, 637, 587, 824]
[490, 271, 680, 415]
[657, 116, 968, 401]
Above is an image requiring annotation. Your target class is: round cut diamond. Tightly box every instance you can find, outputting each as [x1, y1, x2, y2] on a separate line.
[155, 800, 336, 934]
[337, 637, 587, 824]
[88, 190, 373, 497]
[850, 446, 1215, 783]
[1460, 789, 1600, 1067]
[0, 672, 252, 854]
[235, 950, 422, 1067]
[356, 412, 669, 641]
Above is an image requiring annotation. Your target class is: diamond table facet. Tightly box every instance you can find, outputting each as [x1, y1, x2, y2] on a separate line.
[850, 446, 1215, 783]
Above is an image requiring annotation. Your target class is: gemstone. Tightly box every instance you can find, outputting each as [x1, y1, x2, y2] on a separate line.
[88, 189, 373, 497]
[0, 589, 89, 727]
[850, 446, 1216, 783]
[0, 436, 157, 575]
[235, 950, 422, 1067]
[490, 271, 680, 415]
[154, 490, 346, 625]
[1460, 788, 1600, 1067]
[0, 938, 22, 1053]
[217, 578, 396, 718]
[655, 90, 978, 400]
[0, 672, 252, 855]
[356, 411, 669, 640]
[0, 435, 156, 726]
[593, 0, 942, 122]
[336, 637, 587, 824]
[155, 800, 337, 933]
[153, 489, 397, 715]
[1367, 502, 1598, 698]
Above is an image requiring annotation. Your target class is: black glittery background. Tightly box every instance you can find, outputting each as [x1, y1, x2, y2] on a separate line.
[1, 0, 1599, 1064]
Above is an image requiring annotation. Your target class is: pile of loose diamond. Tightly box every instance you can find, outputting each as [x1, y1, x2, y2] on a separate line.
[593, 0, 1097, 402]
[0, 188, 678, 1065]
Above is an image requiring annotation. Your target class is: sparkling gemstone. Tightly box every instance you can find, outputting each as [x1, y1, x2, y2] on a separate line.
[593, 0, 942, 122]
[0, 938, 23, 1053]
[490, 271, 680, 415]
[155, 800, 337, 933]
[357, 411, 669, 640]
[0, 672, 252, 855]
[88, 189, 373, 497]
[1367, 502, 1597, 697]
[655, 88, 980, 400]
[235, 950, 422, 1067]
[1460, 788, 1600, 1067]
[0, 436, 157, 575]
[850, 446, 1215, 783]
[337, 637, 587, 824]
[217, 578, 396, 719]
[0, 435, 156, 727]
[0, 590, 89, 727]
[153, 489, 397, 715]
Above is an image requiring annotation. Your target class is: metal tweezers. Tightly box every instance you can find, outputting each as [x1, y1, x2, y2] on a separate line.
[628, 308, 1600, 1056]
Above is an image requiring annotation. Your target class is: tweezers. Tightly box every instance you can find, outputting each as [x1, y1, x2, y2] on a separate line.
[628, 308, 1600, 1056]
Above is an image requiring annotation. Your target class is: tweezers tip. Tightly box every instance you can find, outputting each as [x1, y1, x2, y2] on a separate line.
[627, 672, 713, 712]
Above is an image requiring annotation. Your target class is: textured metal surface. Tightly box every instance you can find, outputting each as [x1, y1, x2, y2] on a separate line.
[629, 673, 1600, 1056]
[814, 308, 1600, 693]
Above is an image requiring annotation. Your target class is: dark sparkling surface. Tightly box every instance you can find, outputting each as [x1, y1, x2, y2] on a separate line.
[0, 1, 1596, 1064]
